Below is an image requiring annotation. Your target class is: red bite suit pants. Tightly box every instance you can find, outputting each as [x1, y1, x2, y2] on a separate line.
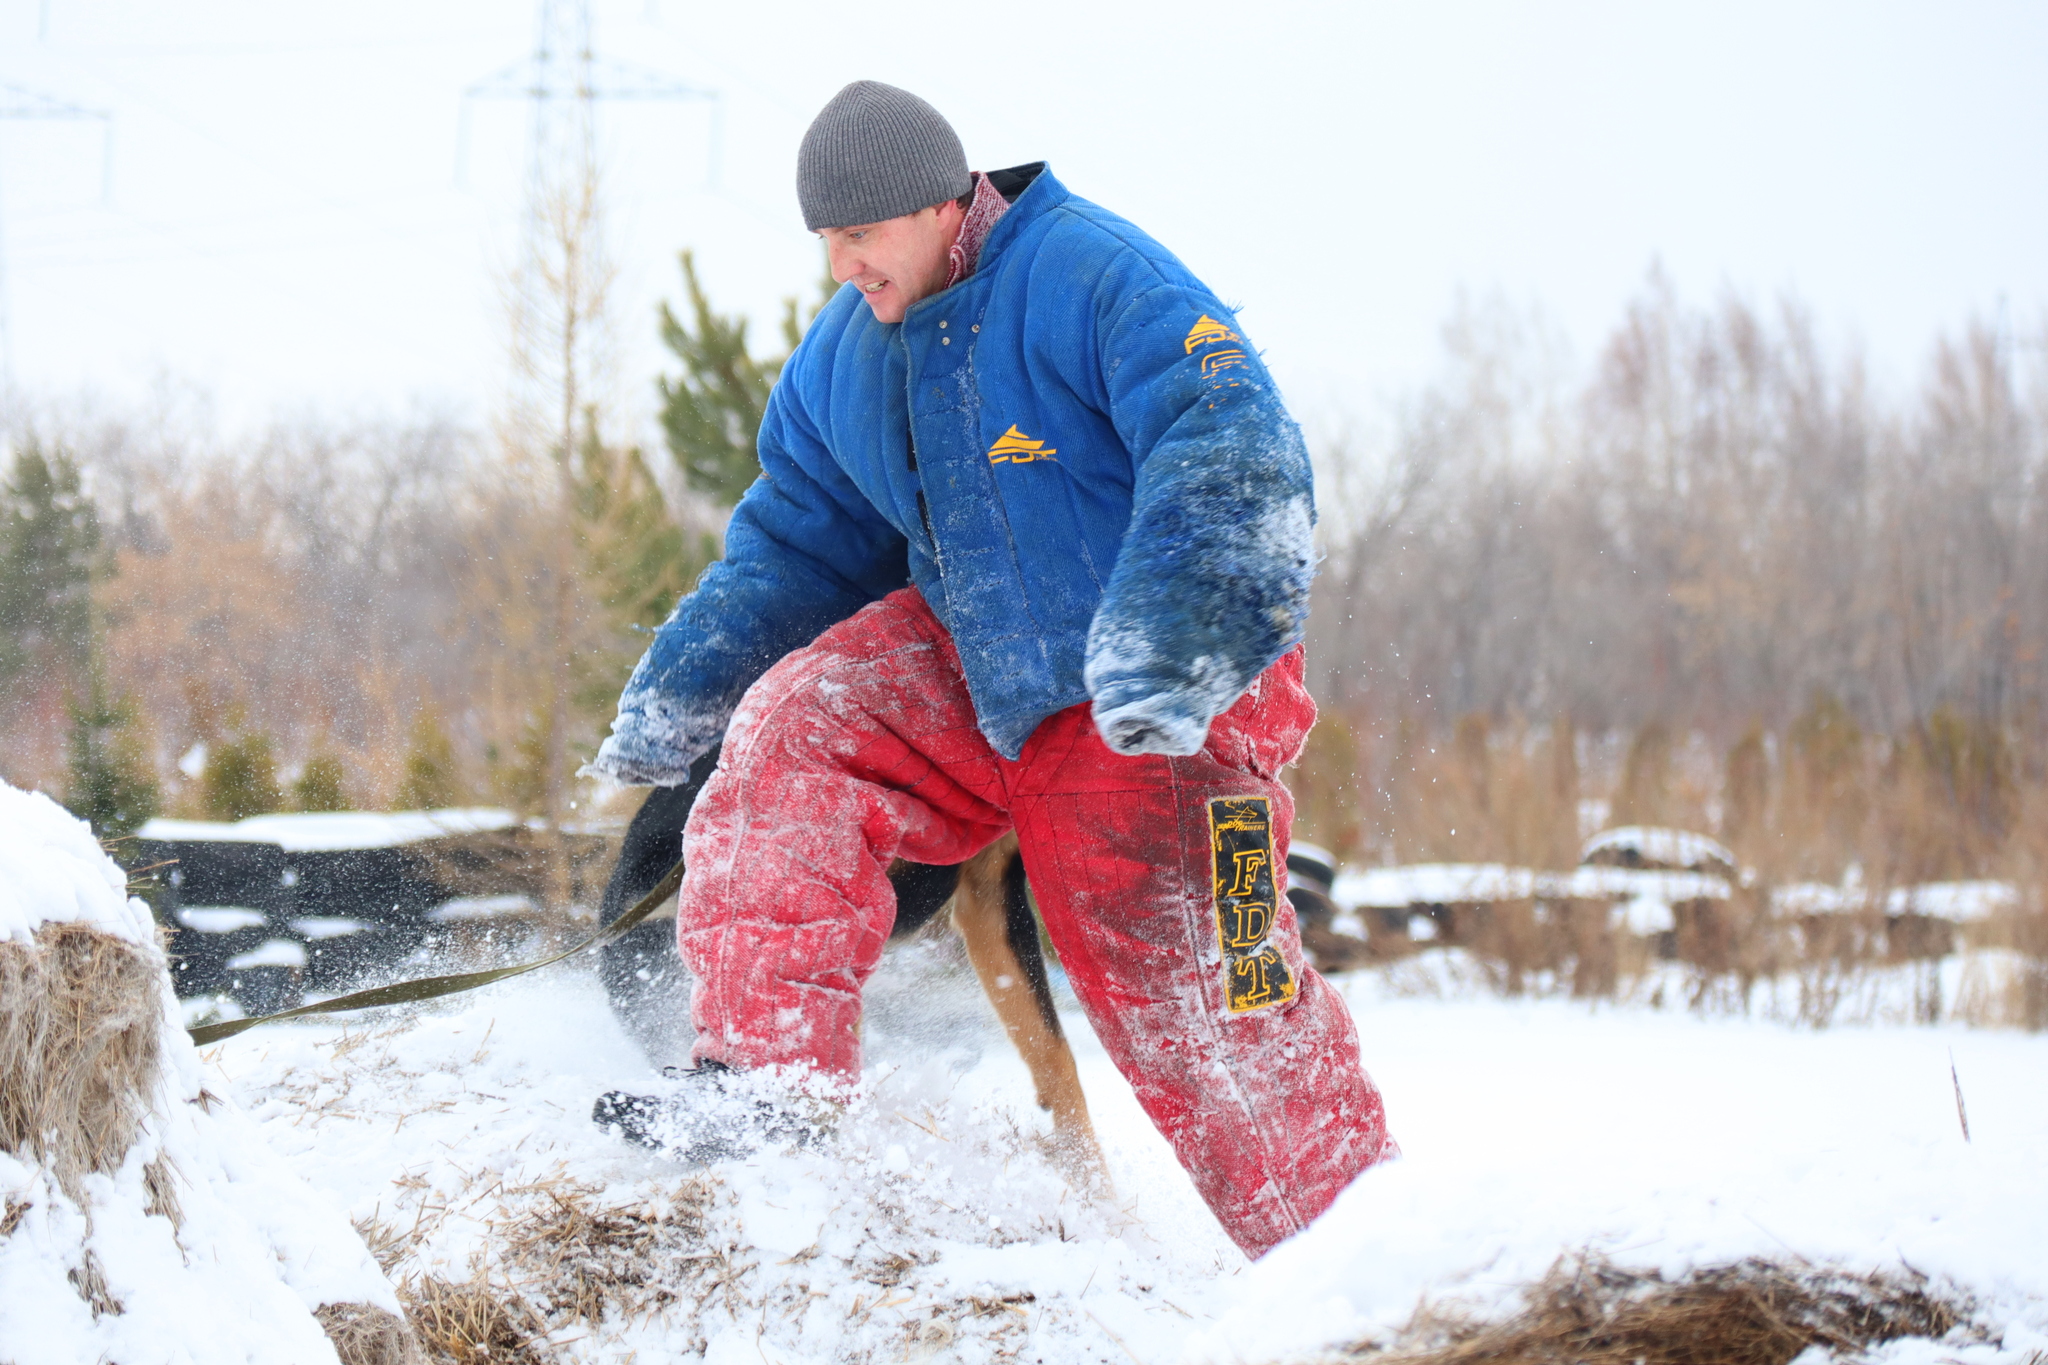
[675, 588, 1396, 1256]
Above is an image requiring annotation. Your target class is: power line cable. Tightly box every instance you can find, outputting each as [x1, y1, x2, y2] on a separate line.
[0, 81, 112, 389]
[456, 0, 719, 192]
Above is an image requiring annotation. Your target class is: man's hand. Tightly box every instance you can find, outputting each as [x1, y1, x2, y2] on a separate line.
[1092, 687, 1211, 758]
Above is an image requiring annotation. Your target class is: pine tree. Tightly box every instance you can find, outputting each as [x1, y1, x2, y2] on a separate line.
[656, 251, 834, 508]
[496, 709, 552, 818]
[293, 753, 350, 812]
[203, 727, 282, 821]
[574, 418, 702, 637]
[570, 412, 717, 733]
[0, 440, 102, 687]
[396, 711, 461, 810]
[64, 663, 161, 838]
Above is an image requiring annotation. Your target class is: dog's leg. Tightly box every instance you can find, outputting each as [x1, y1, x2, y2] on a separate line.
[951, 835, 1109, 1191]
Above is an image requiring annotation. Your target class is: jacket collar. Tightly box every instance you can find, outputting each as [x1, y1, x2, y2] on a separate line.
[898, 164, 1063, 326]
[971, 162, 1060, 276]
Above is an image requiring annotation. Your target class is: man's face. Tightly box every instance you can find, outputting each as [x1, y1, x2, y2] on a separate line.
[817, 199, 964, 324]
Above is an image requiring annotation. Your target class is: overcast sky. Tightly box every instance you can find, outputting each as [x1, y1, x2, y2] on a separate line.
[2, 0, 2044, 438]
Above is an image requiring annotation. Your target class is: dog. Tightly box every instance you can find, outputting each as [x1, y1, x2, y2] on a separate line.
[595, 751, 1102, 1177]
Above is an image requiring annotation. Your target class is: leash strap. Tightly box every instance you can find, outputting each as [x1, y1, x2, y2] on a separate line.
[186, 858, 685, 1046]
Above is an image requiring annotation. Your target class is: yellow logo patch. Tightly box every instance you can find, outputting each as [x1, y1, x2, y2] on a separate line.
[1207, 796, 1298, 1014]
[1184, 313, 1241, 354]
[987, 425, 1058, 464]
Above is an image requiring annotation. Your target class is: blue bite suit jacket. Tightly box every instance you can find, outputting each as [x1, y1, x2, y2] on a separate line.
[593, 163, 1316, 783]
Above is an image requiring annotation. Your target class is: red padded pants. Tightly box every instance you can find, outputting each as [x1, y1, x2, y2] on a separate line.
[676, 589, 1396, 1256]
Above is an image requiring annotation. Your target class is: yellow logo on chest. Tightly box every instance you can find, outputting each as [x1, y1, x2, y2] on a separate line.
[988, 425, 1058, 464]
[1184, 313, 1241, 353]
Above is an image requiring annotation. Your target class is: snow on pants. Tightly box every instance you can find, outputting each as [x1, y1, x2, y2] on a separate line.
[676, 588, 1397, 1257]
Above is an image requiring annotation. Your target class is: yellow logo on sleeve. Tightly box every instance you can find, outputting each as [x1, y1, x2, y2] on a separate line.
[987, 425, 1058, 464]
[1183, 314, 1241, 353]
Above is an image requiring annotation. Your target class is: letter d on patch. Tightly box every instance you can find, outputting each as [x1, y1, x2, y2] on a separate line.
[1207, 796, 1297, 1013]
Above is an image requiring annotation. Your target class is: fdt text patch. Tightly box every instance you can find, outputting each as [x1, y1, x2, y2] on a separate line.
[1207, 795, 1298, 1013]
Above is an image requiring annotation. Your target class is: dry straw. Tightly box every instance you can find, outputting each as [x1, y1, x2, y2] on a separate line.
[1342, 1253, 1976, 1365]
[1, 921, 426, 1364]
[358, 1172, 720, 1364]
[0, 922, 164, 1196]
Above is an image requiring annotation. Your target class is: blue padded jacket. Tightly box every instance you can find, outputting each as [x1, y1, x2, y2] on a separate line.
[592, 163, 1315, 782]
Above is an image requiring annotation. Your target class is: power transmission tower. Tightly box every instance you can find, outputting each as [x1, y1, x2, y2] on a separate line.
[460, 0, 717, 831]
[463, 0, 718, 460]
[0, 83, 112, 390]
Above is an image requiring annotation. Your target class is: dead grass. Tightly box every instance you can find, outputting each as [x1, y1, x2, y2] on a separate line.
[1952, 938, 2048, 1031]
[1338, 1254, 1975, 1365]
[142, 1152, 184, 1229]
[358, 1172, 721, 1364]
[394, 1268, 552, 1365]
[1374, 892, 2048, 1031]
[1295, 705, 2048, 1030]
[0, 923, 164, 1196]
[315, 1302, 431, 1365]
[494, 1173, 713, 1326]
[66, 1247, 124, 1319]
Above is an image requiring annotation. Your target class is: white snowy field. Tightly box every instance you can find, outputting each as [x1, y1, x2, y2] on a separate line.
[0, 785, 403, 1365]
[188, 939, 2048, 1365]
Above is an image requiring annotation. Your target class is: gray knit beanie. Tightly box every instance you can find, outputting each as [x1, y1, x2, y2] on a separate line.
[797, 81, 970, 230]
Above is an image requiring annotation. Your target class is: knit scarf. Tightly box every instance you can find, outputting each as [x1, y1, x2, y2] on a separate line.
[944, 172, 1011, 288]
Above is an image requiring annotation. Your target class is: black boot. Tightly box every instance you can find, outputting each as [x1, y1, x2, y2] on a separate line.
[592, 1061, 821, 1164]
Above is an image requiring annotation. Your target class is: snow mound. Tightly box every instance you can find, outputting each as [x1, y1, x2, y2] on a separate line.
[0, 781, 406, 1365]
[0, 784, 157, 944]
[205, 944, 1237, 1364]
[1185, 975, 2048, 1364]
[1581, 824, 1737, 873]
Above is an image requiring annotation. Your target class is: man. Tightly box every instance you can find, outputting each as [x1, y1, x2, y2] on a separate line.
[591, 80, 1395, 1259]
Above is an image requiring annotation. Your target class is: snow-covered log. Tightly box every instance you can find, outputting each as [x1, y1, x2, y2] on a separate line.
[0, 781, 422, 1365]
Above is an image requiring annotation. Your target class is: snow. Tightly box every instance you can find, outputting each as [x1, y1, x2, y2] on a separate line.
[1615, 893, 1676, 935]
[1775, 879, 2022, 924]
[11, 781, 2044, 1362]
[289, 916, 372, 940]
[1333, 862, 1731, 910]
[0, 784, 158, 944]
[226, 937, 310, 970]
[1338, 862, 1539, 908]
[427, 892, 541, 921]
[138, 807, 521, 851]
[1894, 882, 2019, 924]
[0, 781, 400, 1365]
[177, 905, 269, 933]
[178, 935, 2048, 1363]
[1189, 973, 2048, 1363]
[1581, 824, 1737, 871]
[200, 942, 1244, 1364]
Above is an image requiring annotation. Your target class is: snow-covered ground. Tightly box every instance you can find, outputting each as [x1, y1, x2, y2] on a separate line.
[0, 784, 400, 1365]
[189, 934, 2048, 1364]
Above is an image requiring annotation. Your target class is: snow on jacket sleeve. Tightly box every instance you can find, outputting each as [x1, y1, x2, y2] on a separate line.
[1081, 282, 1316, 757]
[589, 369, 910, 786]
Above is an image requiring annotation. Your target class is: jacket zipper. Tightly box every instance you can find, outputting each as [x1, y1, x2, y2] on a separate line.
[909, 427, 936, 545]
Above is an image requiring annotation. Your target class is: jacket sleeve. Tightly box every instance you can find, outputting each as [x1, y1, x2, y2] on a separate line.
[1080, 282, 1316, 756]
[588, 374, 909, 785]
